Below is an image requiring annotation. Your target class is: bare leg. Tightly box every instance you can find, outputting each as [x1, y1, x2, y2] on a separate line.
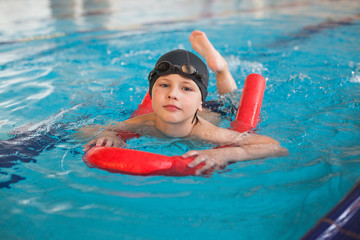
[189, 30, 237, 95]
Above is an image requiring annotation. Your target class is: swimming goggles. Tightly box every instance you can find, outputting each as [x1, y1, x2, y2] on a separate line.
[148, 61, 204, 81]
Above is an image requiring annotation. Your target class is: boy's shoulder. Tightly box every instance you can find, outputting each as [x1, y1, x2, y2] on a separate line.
[124, 113, 155, 126]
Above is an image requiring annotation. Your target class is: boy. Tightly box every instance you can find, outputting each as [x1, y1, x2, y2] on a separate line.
[82, 31, 288, 175]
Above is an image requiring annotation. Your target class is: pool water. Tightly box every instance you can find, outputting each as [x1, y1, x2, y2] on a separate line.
[1, 0, 359, 239]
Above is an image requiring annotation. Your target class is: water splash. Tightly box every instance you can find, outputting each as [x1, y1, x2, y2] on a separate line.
[349, 71, 360, 83]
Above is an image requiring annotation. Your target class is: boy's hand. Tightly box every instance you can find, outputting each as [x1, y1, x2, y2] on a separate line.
[182, 149, 227, 175]
[83, 134, 126, 151]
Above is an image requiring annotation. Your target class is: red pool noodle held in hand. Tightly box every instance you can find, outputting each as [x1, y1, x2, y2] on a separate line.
[83, 73, 266, 176]
[84, 147, 205, 176]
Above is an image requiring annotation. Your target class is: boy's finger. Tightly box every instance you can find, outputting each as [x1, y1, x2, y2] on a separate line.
[105, 139, 113, 147]
[115, 139, 127, 147]
[83, 140, 96, 150]
[96, 137, 105, 146]
[188, 156, 206, 168]
[182, 150, 199, 158]
[195, 161, 214, 175]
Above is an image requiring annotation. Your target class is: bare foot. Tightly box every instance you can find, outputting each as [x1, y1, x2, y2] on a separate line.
[190, 30, 237, 94]
[189, 30, 226, 73]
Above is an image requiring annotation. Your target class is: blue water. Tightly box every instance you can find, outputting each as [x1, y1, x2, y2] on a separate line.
[1, 0, 360, 239]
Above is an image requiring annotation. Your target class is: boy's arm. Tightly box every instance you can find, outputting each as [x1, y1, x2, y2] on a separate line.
[79, 114, 154, 151]
[183, 143, 288, 175]
[76, 121, 129, 151]
[193, 118, 280, 146]
[186, 121, 288, 175]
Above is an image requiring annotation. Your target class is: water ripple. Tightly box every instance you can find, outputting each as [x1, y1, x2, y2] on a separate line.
[0, 67, 52, 93]
[24, 82, 54, 100]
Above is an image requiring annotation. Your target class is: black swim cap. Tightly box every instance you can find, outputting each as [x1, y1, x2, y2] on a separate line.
[148, 49, 209, 102]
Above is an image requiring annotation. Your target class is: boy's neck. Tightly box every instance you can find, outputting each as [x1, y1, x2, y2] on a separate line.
[154, 117, 195, 138]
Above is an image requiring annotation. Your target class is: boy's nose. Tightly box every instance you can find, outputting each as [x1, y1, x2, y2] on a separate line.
[167, 87, 179, 100]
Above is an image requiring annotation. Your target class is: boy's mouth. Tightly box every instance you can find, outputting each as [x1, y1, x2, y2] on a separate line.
[163, 104, 181, 111]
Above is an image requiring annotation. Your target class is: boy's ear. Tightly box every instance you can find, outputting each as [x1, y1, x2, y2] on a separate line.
[198, 104, 203, 112]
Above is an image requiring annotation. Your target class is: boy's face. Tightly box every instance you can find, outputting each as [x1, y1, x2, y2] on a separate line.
[151, 74, 202, 125]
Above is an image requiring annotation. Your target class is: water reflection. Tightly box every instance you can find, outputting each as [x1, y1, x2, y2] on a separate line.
[0, 0, 279, 43]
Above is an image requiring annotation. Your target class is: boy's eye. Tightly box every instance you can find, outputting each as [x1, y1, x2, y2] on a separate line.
[183, 87, 193, 91]
[159, 83, 169, 88]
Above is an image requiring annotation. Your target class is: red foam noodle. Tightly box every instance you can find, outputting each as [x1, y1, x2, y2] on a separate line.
[130, 91, 153, 117]
[231, 73, 266, 132]
[84, 146, 203, 176]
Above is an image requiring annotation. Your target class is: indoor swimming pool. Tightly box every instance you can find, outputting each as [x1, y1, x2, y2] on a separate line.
[0, 0, 359, 239]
